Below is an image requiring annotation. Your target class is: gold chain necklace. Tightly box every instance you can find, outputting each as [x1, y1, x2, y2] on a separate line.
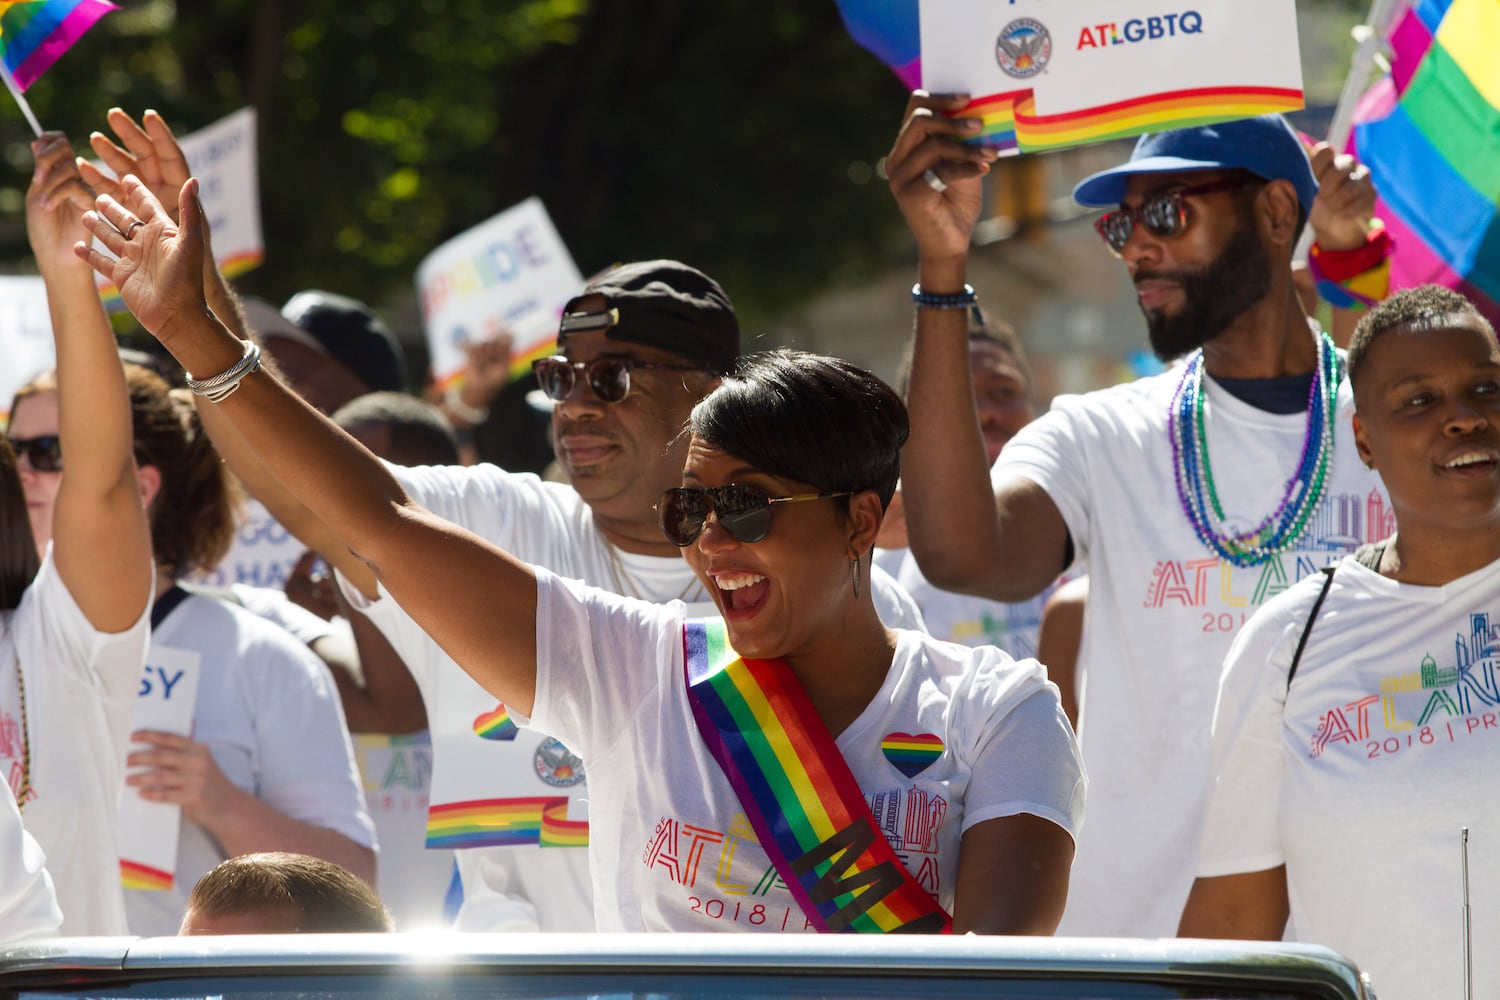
[602, 538, 704, 604]
[12, 663, 31, 812]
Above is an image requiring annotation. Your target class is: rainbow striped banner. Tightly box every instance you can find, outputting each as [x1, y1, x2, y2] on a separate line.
[120, 858, 173, 892]
[683, 619, 950, 934]
[0, 0, 114, 90]
[425, 795, 588, 849]
[1351, 0, 1500, 324]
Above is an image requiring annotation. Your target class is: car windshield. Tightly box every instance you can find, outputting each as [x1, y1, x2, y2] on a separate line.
[8, 969, 1358, 1000]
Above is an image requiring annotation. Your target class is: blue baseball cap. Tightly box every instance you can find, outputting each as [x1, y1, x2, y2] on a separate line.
[1072, 114, 1317, 215]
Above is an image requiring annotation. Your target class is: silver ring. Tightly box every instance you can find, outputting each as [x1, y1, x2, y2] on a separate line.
[122, 219, 145, 241]
[923, 168, 947, 194]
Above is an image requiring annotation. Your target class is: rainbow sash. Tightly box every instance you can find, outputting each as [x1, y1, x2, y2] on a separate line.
[683, 619, 951, 934]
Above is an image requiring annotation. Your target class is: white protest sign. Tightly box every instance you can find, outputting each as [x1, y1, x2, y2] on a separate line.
[919, 0, 1303, 153]
[424, 670, 588, 853]
[118, 646, 202, 891]
[190, 497, 305, 591]
[93, 107, 262, 305]
[0, 277, 53, 427]
[416, 197, 583, 387]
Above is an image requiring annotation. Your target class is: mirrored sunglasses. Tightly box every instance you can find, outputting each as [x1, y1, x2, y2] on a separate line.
[656, 484, 853, 546]
[1093, 176, 1258, 255]
[531, 355, 704, 404]
[6, 434, 62, 473]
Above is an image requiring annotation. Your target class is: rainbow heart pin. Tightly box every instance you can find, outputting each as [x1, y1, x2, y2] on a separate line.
[881, 732, 944, 778]
[472, 703, 519, 741]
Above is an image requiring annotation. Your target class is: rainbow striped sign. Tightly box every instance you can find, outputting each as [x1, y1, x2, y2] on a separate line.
[0, 0, 114, 90]
[120, 859, 173, 892]
[684, 619, 950, 934]
[837, 0, 1303, 155]
[1351, 0, 1500, 325]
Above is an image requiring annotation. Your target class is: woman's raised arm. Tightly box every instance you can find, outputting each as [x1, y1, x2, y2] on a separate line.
[26, 134, 152, 631]
[74, 175, 545, 715]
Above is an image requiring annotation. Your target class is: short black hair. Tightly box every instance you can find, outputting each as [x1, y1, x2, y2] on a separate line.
[332, 392, 460, 467]
[689, 349, 908, 509]
[1347, 285, 1497, 391]
[894, 311, 1030, 398]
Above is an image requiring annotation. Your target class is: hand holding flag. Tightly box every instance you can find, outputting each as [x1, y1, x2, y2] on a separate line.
[0, 0, 116, 135]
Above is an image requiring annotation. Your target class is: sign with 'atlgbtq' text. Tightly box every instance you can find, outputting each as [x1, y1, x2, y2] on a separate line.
[917, 0, 1304, 154]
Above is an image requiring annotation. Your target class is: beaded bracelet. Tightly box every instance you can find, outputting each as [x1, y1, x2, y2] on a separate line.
[1307, 219, 1392, 309]
[185, 339, 263, 403]
[911, 283, 977, 310]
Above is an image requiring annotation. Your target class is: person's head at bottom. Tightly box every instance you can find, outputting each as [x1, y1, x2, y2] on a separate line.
[659, 349, 907, 658]
[179, 852, 392, 935]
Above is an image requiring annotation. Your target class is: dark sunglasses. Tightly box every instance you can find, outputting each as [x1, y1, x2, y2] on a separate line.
[656, 484, 853, 546]
[532, 355, 704, 405]
[1093, 176, 1259, 255]
[6, 435, 62, 473]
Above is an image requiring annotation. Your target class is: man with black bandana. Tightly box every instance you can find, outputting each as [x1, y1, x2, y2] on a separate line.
[888, 103, 1387, 936]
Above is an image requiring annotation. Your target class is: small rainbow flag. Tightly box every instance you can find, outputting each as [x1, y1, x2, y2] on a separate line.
[0, 0, 116, 91]
[120, 858, 173, 891]
[425, 795, 589, 849]
[684, 619, 950, 934]
[1351, 0, 1500, 325]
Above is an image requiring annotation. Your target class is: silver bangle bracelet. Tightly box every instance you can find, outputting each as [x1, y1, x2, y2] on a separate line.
[185, 339, 262, 403]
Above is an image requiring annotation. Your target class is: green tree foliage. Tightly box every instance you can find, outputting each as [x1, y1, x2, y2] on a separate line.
[0, 0, 908, 340]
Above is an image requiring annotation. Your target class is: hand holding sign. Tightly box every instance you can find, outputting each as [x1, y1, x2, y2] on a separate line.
[887, 93, 995, 265]
[126, 729, 237, 827]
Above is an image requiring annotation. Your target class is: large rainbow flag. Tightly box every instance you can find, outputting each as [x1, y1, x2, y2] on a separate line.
[0, 0, 115, 90]
[1351, 0, 1500, 323]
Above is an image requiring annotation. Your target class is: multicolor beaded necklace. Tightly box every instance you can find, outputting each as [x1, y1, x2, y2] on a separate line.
[1169, 329, 1341, 568]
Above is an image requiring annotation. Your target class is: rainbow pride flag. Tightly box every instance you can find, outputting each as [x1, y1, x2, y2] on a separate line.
[1351, 0, 1500, 323]
[0, 0, 115, 90]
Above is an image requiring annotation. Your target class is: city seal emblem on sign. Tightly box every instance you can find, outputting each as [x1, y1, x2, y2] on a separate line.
[996, 18, 1053, 79]
[534, 737, 586, 787]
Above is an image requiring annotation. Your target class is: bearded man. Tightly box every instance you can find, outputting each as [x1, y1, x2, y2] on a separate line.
[888, 106, 1386, 936]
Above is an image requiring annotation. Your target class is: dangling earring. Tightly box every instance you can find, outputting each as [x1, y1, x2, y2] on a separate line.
[851, 551, 862, 600]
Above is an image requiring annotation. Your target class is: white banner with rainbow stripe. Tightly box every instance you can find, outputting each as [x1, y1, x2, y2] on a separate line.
[118, 646, 201, 891]
[416, 197, 584, 391]
[919, 0, 1303, 154]
[425, 668, 588, 852]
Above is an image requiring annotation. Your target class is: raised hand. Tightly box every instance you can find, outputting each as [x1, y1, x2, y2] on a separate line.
[79, 108, 190, 225]
[73, 175, 208, 348]
[886, 92, 998, 266]
[26, 133, 96, 275]
[1307, 142, 1377, 252]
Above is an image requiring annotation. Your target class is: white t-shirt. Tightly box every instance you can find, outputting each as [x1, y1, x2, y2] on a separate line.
[995, 361, 1385, 936]
[878, 547, 1060, 660]
[123, 592, 376, 936]
[339, 463, 926, 932]
[1200, 554, 1500, 1000]
[527, 567, 1084, 932]
[0, 547, 150, 935]
[0, 779, 60, 941]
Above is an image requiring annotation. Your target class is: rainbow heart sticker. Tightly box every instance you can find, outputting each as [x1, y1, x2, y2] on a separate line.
[473, 703, 519, 741]
[881, 732, 944, 778]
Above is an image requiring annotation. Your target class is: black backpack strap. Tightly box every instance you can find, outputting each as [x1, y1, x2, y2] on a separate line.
[150, 584, 193, 629]
[1286, 564, 1337, 691]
